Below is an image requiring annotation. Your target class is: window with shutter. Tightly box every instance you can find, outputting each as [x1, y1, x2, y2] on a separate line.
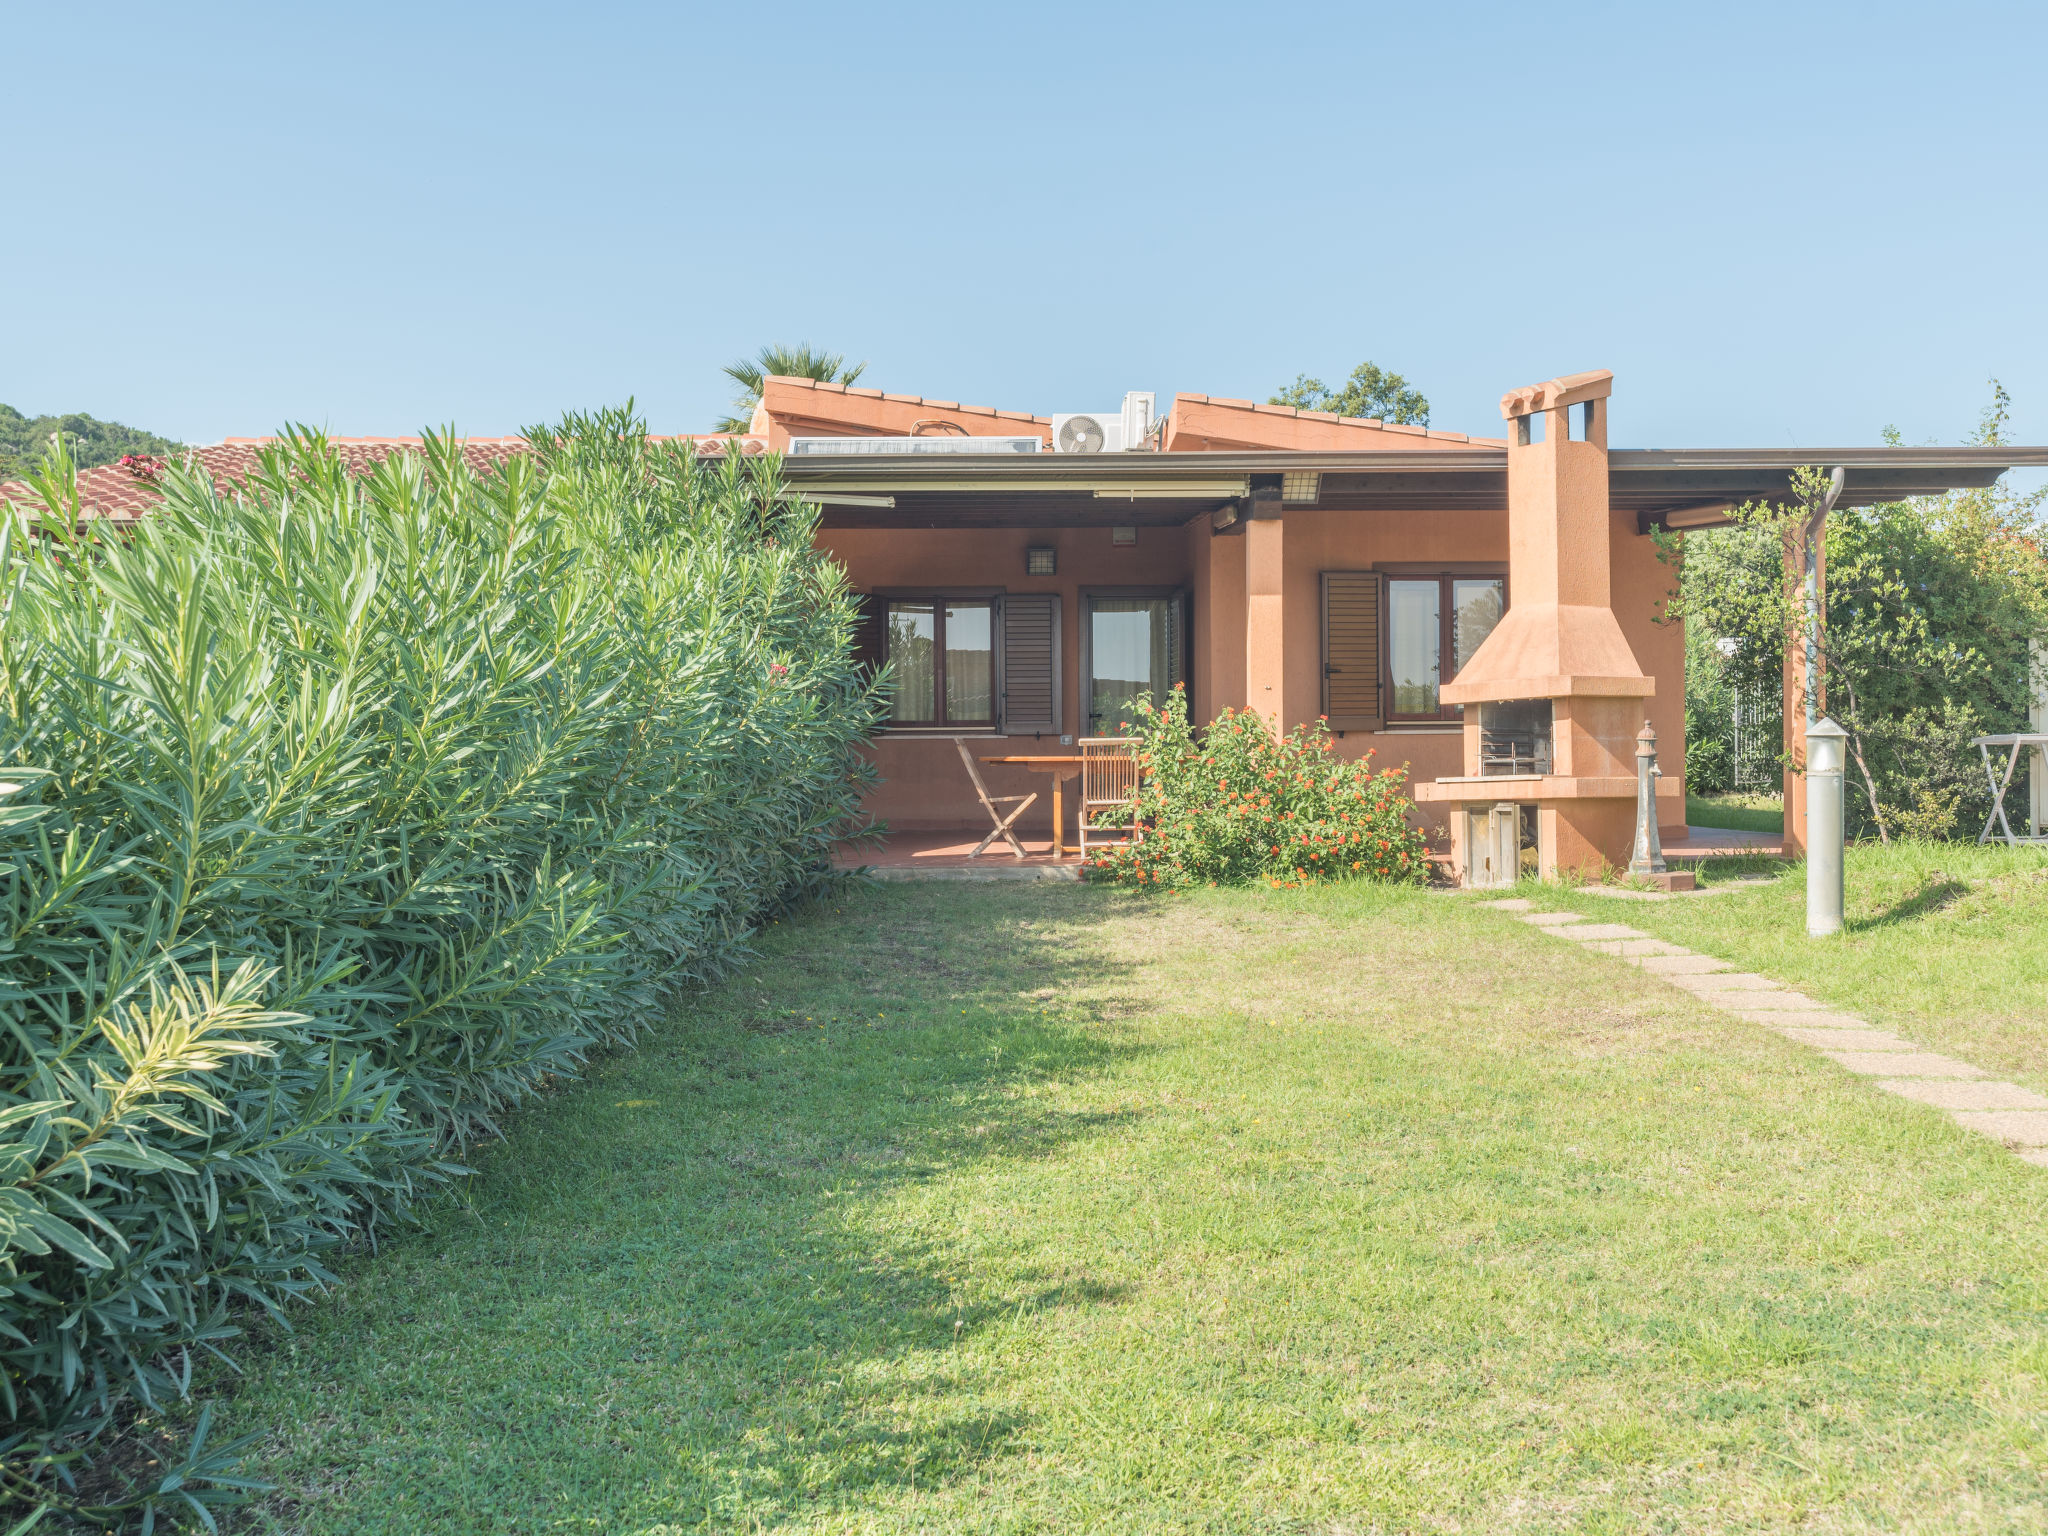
[852, 593, 887, 678]
[1321, 572, 1384, 729]
[999, 593, 1060, 736]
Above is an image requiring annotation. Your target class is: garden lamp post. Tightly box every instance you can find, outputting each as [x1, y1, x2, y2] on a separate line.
[1629, 721, 1667, 880]
[1806, 717, 1847, 936]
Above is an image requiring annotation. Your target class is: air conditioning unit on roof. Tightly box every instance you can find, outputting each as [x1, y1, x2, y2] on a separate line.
[1051, 392, 1155, 453]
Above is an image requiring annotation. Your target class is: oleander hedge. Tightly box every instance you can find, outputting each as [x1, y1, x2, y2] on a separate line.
[0, 410, 881, 1525]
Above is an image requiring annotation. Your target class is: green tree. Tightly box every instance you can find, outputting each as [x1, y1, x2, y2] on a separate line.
[1663, 385, 2048, 840]
[715, 343, 867, 433]
[0, 403, 183, 481]
[1269, 360, 1429, 425]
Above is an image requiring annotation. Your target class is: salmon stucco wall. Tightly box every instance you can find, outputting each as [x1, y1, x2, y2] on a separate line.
[814, 507, 1687, 842]
[1609, 506, 1687, 830]
[817, 523, 1192, 836]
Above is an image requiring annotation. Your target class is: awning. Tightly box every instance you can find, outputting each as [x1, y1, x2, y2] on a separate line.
[778, 446, 2048, 530]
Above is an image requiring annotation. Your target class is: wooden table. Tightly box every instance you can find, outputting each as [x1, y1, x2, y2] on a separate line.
[981, 755, 1086, 857]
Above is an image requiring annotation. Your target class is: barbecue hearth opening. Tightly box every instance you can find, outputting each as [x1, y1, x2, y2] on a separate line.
[1479, 699, 1554, 777]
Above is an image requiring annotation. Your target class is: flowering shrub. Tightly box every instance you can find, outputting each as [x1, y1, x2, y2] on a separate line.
[1085, 685, 1430, 889]
[117, 451, 169, 478]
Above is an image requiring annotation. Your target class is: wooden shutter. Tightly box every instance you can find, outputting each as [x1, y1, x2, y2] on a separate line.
[852, 593, 887, 678]
[998, 593, 1061, 736]
[1321, 572, 1383, 729]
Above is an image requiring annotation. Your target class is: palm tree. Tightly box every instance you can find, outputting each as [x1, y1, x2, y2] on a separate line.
[716, 343, 868, 433]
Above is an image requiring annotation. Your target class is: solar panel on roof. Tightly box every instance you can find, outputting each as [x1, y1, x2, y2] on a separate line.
[786, 436, 1041, 456]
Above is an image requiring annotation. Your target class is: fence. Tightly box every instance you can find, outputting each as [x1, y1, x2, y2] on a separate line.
[1731, 687, 1781, 792]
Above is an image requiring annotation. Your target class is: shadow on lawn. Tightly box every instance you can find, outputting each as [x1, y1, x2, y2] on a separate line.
[260, 881, 1156, 1528]
[1850, 874, 1970, 932]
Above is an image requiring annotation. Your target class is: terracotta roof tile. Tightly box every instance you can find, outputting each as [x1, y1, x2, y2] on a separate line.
[2, 432, 763, 526]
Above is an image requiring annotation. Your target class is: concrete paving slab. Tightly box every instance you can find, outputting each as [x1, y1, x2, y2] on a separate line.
[1951, 1110, 2048, 1147]
[1667, 972, 1784, 993]
[1778, 1027, 1915, 1050]
[1581, 938, 1693, 957]
[1545, 923, 1651, 942]
[1634, 954, 1730, 976]
[1720, 997, 1836, 1015]
[1876, 1080, 2048, 1112]
[1826, 1051, 1984, 1078]
[1745, 1010, 1868, 1029]
[1519, 912, 1584, 927]
[1476, 898, 1534, 910]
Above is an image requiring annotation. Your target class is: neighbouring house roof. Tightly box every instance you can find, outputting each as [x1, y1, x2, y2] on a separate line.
[1, 433, 761, 525]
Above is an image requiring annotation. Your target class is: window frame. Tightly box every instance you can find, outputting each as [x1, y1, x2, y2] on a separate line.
[1377, 566, 1509, 724]
[1079, 585, 1190, 737]
[875, 589, 1002, 732]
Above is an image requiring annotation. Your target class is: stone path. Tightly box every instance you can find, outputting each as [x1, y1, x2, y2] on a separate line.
[1478, 898, 2048, 1170]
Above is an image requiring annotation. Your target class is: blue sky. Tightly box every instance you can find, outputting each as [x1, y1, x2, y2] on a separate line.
[8, 1, 2046, 462]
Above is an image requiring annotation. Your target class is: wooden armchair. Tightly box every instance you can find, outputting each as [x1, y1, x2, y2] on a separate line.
[954, 738, 1037, 859]
[1077, 737, 1140, 858]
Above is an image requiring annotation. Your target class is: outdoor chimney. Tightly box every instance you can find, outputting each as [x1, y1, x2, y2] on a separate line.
[1417, 369, 1655, 880]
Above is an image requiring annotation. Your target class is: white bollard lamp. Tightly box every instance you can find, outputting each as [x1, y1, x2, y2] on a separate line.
[1805, 717, 1847, 936]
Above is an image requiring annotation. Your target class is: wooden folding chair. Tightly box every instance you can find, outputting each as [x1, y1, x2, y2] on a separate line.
[1077, 737, 1140, 858]
[954, 738, 1038, 859]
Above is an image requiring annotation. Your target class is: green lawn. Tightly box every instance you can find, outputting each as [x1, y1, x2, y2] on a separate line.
[219, 878, 2048, 1533]
[1687, 791, 1784, 835]
[1554, 842, 2048, 1095]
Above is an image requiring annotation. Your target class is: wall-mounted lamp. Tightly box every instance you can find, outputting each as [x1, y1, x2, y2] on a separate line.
[1026, 546, 1056, 576]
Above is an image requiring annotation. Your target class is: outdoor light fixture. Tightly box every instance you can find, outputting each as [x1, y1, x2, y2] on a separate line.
[1281, 472, 1321, 503]
[1089, 482, 1248, 499]
[1026, 546, 1056, 576]
[1806, 717, 1848, 936]
[1111, 526, 1137, 546]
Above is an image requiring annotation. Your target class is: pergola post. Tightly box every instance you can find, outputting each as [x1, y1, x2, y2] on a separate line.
[1244, 474, 1286, 735]
[1780, 469, 1844, 857]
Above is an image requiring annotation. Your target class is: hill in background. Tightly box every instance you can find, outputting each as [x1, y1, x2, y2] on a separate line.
[1, 404, 185, 482]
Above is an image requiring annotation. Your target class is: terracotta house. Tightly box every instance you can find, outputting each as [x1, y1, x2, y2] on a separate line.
[15, 372, 2036, 882]
[766, 369, 2038, 878]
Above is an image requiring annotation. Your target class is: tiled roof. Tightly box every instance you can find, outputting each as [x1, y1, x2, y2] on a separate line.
[1164, 394, 1507, 450]
[1, 433, 762, 525]
[762, 375, 1050, 425]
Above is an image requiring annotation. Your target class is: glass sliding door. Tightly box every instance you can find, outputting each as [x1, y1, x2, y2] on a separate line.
[1086, 595, 1184, 735]
[1386, 572, 1508, 721]
[1451, 578, 1504, 677]
[943, 601, 993, 723]
[887, 602, 937, 723]
[884, 597, 993, 728]
[1387, 579, 1442, 716]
